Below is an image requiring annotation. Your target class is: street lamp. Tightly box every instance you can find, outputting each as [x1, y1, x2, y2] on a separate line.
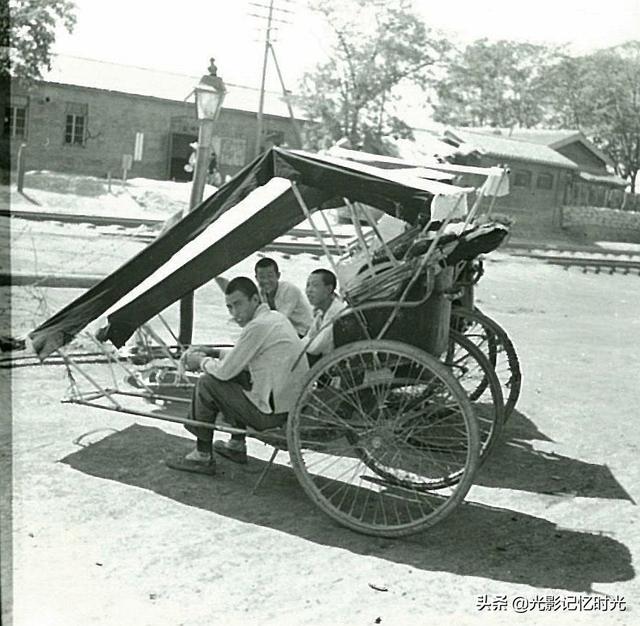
[179, 58, 227, 346]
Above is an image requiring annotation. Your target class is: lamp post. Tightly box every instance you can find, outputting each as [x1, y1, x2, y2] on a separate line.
[179, 58, 227, 346]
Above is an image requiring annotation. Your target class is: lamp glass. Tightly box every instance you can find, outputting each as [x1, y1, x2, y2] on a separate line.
[195, 86, 225, 121]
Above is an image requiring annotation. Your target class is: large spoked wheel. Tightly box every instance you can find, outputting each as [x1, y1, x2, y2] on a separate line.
[444, 331, 504, 465]
[451, 307, 522, 421]
[287, 340, 480, 538]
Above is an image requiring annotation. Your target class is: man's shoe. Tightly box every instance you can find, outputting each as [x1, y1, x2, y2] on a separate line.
[165, 449, 217, 475]
[213, 440, 248, 465]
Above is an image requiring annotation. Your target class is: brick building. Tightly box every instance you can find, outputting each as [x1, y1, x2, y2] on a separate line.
[443, 128, 627, 207]
[440, 127, 627, 233]
[498, 129, 627, 208]
[2, 55, 306, 181]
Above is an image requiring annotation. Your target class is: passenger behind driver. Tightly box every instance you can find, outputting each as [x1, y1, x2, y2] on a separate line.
[303, 269, 346, 363]
[254, 257, 312, 337]
[214, 257, 313, 338]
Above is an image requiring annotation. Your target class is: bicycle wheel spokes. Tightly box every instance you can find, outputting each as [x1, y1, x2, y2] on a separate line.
[445, 331, 504, 466]
[287, 340, 480, 537]
[451, 307, 522, 420]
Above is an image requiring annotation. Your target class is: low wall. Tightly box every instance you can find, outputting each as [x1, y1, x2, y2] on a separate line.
[493, 203, 565, 242]
[561, 205, 640, 243]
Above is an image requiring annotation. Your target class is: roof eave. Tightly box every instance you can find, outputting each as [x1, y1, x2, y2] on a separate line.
[550, 132, 614, 168]
[472, 150, 578, 170]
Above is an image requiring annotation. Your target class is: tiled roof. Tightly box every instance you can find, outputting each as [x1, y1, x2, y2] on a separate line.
[461, 127, 580, 147]
[446, 128, 578, 169]
[41, 55, 306, 120]
[457, 127, 613, 168]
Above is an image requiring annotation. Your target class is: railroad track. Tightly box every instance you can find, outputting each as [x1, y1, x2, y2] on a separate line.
[507, 245, 640, 274]
[512, 253, 640, 275]
[505, 241, 640, 258]
[1, 208, 347, 255]
[4, 208, 640, 275]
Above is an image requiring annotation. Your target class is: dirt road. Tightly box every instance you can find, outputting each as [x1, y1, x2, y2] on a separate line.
[3, 244, 639, 625]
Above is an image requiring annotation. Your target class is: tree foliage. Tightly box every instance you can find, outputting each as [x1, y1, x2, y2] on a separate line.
[299, 0, 450, 153]
[1, 0, 76, 81]
[433, 38, 640, 189]
[432, 39, 558, 128]
[545, 42, 640, 190]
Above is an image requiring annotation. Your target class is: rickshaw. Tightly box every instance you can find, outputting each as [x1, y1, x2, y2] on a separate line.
[29, 147, 520, 537]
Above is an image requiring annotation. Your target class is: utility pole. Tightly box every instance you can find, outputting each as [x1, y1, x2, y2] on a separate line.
[249, 0, 297, 155]
[254, 0, 275, 157]
[268, 42, 303, 148]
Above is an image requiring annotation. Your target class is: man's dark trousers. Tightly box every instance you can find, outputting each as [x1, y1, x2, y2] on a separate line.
[185, 373, 287, 443]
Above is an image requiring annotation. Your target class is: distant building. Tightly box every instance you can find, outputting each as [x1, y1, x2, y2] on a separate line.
[442, 127, 627, 209]
[495, 128, 627, 207]
[2, 55, 306, 181]
[434, 127, 627, 234]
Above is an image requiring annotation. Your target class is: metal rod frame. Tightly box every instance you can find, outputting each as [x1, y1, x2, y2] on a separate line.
[376, 192, 466, 340]
[290, 182, 342, 279]
[81, 331, 159, 395]
[252, 448, 280, 495]
[344, 197, 375, 279]
[57, 349, 123, 410]
[356, 202, 400, 268]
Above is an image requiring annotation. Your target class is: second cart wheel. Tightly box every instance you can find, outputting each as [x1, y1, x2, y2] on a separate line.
[287, 340, 480, 538]
[444, 331, 504, 465]
[451, 307, 522, 420]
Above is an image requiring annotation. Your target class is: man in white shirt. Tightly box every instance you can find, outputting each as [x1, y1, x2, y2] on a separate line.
[302, 269, 346, 362]
[167, 277, 309, 474]
[254, 257, 313, 337]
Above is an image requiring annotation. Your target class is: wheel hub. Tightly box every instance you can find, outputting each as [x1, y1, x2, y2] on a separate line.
[361, 423, 394, 450]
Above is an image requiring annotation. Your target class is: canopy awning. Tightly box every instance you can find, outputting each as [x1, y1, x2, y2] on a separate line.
[29, 147, 474, 359]
[325, 146, 510, 196]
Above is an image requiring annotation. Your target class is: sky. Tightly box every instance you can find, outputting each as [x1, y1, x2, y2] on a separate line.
[52, 0, 640, 125]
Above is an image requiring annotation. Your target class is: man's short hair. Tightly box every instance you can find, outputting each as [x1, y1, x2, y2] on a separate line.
[225, 276, 259, 299]
[255, 257, 279, 274]
[311, 268, 337, 292]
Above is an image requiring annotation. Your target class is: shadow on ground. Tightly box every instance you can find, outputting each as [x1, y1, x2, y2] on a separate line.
[60, 423, 634, 592]
[477, 409, 633, 502]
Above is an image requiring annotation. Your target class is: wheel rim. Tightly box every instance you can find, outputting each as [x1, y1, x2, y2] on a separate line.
[451, 307, 522, 420]
[444, 331, 504, 465]
[287, 340, 479, 537]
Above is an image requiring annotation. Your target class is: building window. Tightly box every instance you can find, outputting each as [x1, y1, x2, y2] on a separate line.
[513, 170, 532, 187]
[65, 114, 85, 145]
[536, 172, 554, 190]
[512, 170, 532, 187]
[4, 105, 27, 138]
[64, 102, 88, 146]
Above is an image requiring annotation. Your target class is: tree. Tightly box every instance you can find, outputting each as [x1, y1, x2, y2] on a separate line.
[299, 0, 450, 153]
[1, 0, 76, 81]
[432, 39, 559, 129]
[544, 42, 640, 192]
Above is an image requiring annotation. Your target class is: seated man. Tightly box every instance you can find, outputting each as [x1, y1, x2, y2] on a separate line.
[254, 257, 313, 337]
[168, 276, 309, 474]
[303, 269, 346, 361]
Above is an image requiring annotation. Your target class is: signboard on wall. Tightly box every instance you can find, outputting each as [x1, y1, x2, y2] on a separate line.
[134, 132, 144, 161]
[219, 137, 247, 167]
